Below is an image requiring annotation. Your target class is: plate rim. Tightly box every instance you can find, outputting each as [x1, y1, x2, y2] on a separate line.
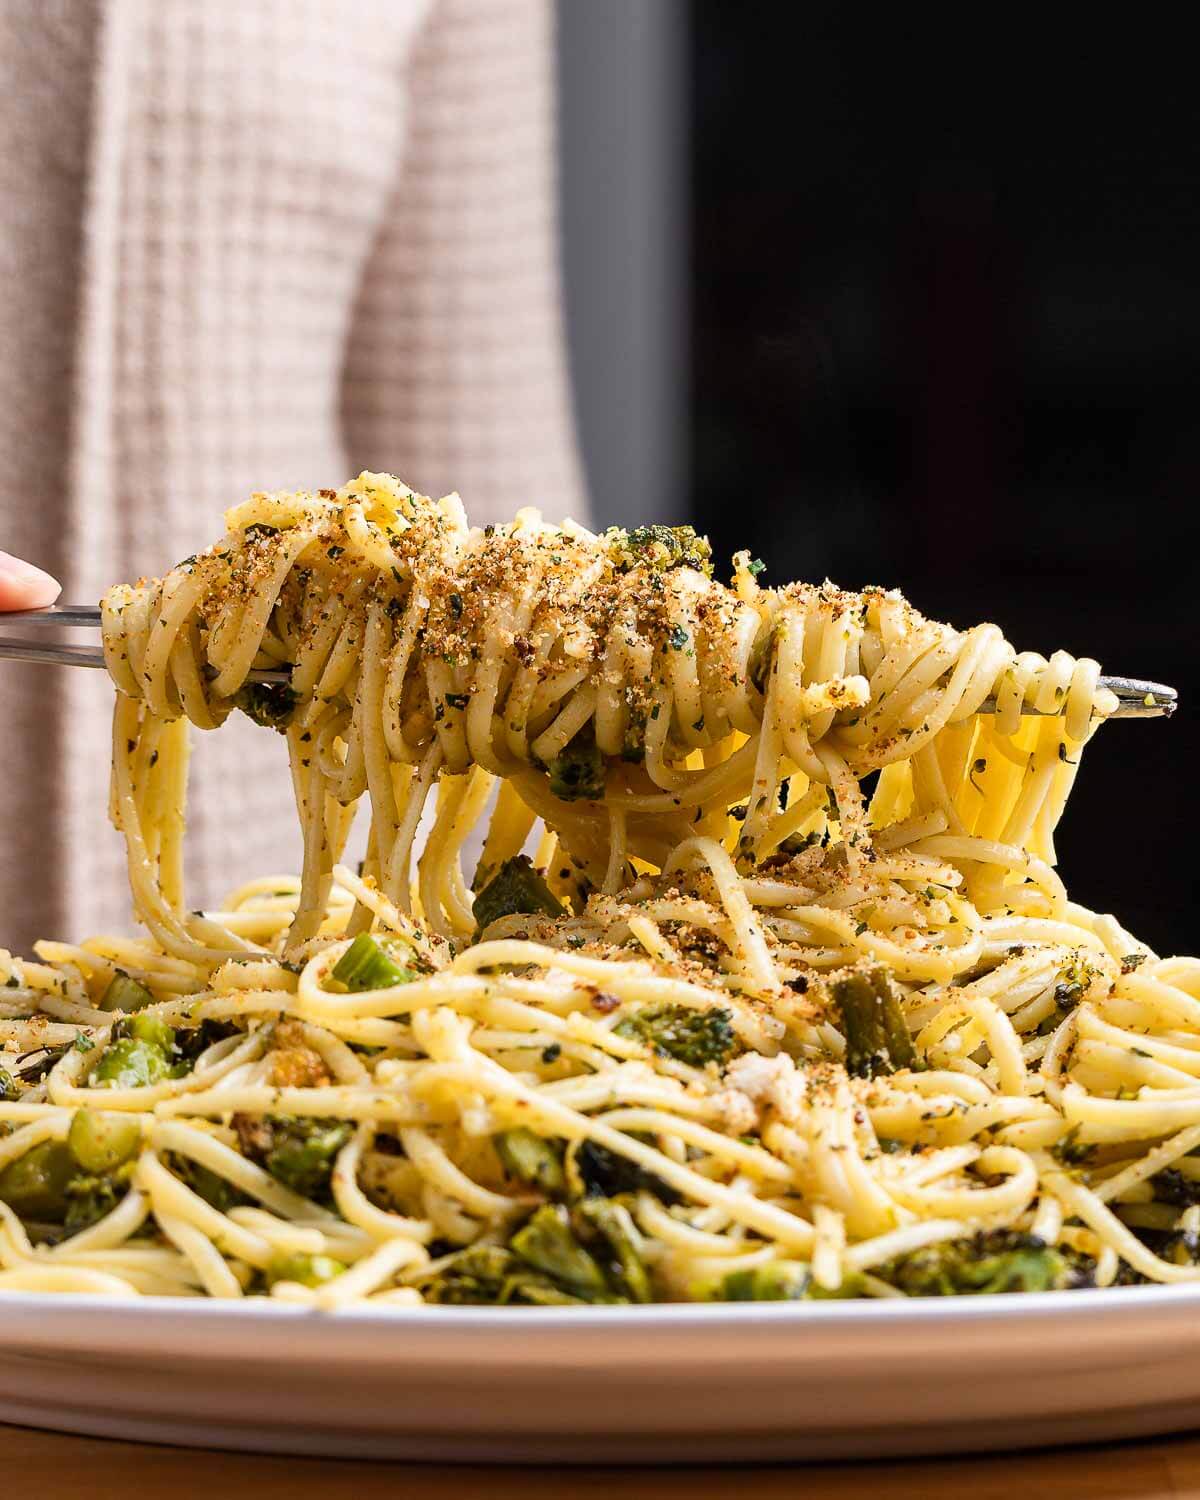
[5, 1277, 1200, 1332]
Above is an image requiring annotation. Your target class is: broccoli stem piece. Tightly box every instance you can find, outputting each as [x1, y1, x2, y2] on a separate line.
[99, 972, 155, 1012]
[331, 933, 413, 993]
[472, 856, 565, 933]
[547, 726, 606, 803]
[267, 1251, 347, 1288]
[509, 1204, 609, 1297]
[494, 1128, 566, 1194]
[0, 1140, 76, 1220]
[832, 967, 919, 1078]
[67, 1109, 142, 1173]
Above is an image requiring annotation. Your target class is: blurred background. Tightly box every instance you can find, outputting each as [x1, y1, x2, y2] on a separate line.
[0, 1, 1193, 953]
[560, 2, 1198, 952]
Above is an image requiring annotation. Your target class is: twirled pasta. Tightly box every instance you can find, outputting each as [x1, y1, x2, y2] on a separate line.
[98, 472, 1114, 950]
[2, 471, 1196, 1309]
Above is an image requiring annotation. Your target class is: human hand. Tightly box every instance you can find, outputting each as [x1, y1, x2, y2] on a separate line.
[0, 551, 61, 610]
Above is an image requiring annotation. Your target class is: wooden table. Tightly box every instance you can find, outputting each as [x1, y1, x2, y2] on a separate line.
[7, 1424, 1200, 1498]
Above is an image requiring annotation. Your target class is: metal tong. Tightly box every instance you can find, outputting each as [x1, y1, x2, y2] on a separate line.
[0, 604, 1181, 718]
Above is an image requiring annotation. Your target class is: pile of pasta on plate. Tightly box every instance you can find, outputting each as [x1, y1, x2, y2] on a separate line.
[3, 472, 1196, 1307]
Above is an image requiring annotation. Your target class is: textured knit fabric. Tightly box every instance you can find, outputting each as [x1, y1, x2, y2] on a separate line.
[0, 0, 585, 954]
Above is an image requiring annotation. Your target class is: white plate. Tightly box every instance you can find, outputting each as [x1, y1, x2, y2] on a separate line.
[2, 1286, 1198, 1462]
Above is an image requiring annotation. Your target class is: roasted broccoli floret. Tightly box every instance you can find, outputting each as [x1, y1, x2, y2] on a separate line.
[171, 1018, 243, 1069]
[604, 524, 713, 577]
[509, 1204, 609, 1297]
[1159, 1230, 1200, 1268]
[494, 1127, 566, 1194]
[614, 1003, 738, 1069]
[1152, 1168, 1200, 1207]
[565, 1138, 678, 1204]
[0, 1131, 136, 1233]
[420, 1199, 654, 1305]
[91, 1036, 172, 1090]
[575, 1197, 651, 1303]
[832, 967, 920, 1078]
[876, 1230, 1083, 1296]
[87, 1017, 278, 1104]
[547, 725, 607, 803]
[0, 1066, 17, 1101]
[64, 1161, 136, 1234]
[419, 1244, 589, 1306]
[116, 1012, 176, 1054]
[1050, 1125, 1098, 1168]
[717, 1260, 864, 1302]
[234, 679, 298, 731]
[418, 1245, 512, 1305]
[472, 856, 565, 932]
[233, 1113, 353, 1201]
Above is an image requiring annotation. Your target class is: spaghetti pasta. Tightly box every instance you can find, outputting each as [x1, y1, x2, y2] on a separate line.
[0, 471, 1194, 1306]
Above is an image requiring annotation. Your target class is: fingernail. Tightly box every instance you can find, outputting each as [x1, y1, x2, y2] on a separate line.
[0, 550, 62, 601]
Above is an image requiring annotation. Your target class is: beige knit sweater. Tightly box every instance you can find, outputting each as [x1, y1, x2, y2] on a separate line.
[0, 0, 584, 953]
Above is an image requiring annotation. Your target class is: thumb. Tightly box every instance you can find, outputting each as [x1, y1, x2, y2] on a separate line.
[0, 551, 62, 610]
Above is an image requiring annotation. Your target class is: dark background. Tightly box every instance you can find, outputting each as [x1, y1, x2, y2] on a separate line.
[685, 7, 1198, 951]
